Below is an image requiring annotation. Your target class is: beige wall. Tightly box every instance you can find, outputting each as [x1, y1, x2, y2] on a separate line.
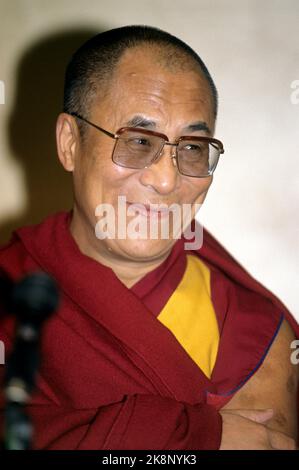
[0, 0, 298, 319]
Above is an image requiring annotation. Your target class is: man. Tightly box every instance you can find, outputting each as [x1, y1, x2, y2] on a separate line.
[0, 25, 298, 450]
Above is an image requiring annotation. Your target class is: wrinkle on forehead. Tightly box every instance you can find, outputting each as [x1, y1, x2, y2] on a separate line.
[91, 45, 214, 133]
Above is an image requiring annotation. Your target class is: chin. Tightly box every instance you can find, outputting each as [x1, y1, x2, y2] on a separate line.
[116, 238, 175, 261]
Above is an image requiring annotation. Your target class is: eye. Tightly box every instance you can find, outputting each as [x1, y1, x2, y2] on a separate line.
[183, 143, 203, 152]
[129, 137, 151, 146]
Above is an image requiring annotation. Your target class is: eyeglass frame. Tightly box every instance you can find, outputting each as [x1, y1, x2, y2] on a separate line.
[70, 112, 225, 178]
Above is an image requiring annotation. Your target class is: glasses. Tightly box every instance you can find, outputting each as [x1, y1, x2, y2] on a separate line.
[71, 112, 224, 178]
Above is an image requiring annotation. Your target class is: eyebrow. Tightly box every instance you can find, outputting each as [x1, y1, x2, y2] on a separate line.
[125, 115, 211, 134]
[125, 115, 157, 129]
[183, 121, 211, 134]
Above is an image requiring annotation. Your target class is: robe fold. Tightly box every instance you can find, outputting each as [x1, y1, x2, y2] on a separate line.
[0, 211, 298, 449]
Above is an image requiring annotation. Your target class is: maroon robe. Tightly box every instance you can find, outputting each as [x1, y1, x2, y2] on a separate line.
[0, 211, 298, 449]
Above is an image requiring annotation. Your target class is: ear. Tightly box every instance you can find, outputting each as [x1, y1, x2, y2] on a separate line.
[56, 113, 80, 172]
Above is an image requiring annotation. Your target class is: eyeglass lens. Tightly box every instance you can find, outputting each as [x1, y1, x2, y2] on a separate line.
[112, 130, 220, 177]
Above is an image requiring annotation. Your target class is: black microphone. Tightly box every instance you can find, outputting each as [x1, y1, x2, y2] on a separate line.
[2, 271, 59, 449]
[5, 271, 59, 399]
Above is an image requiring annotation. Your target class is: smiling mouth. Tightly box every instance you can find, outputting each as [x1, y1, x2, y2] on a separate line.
[126, 201, 172, 218]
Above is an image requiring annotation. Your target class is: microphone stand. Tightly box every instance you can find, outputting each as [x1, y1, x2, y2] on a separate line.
[1, 271, 59, 450]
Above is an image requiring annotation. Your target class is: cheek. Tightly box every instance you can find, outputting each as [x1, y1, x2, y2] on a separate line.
[76, 139, 113, 187]
[76, 144, 136, 205]
[183, 176, 213, 204]
[86, 139, 140, 190]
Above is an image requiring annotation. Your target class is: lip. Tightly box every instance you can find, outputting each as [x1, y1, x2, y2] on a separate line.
[126, 201, 171, 218]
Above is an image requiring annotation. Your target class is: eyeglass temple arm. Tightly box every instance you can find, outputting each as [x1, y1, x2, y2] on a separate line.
[211, 142, 225, 153]
[70, 112, 115, 139]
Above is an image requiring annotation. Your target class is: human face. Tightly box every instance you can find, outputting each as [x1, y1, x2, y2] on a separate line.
[70, 47, 215, 262]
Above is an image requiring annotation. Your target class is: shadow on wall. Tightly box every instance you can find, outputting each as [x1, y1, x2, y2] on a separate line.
[0, 27, 102, 244]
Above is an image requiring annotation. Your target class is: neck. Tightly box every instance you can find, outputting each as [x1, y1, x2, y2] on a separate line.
[69, 207, 171, 288]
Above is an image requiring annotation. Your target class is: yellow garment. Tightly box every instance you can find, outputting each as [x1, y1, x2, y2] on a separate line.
[157, 254, 219, 378]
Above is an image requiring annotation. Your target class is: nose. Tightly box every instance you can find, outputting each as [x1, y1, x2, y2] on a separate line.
[139, 144, 179, 195]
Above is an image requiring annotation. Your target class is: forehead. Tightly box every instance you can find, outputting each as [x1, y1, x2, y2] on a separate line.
[92, 46, 214, 128]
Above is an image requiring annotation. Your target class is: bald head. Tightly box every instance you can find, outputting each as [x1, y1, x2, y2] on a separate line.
[63, 25, 218, 136]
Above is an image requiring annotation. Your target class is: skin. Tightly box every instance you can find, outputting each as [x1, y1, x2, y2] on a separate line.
[56, 45, 298, 449]
[56, 46, 214, 288]
[220, 319, 298, 449]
